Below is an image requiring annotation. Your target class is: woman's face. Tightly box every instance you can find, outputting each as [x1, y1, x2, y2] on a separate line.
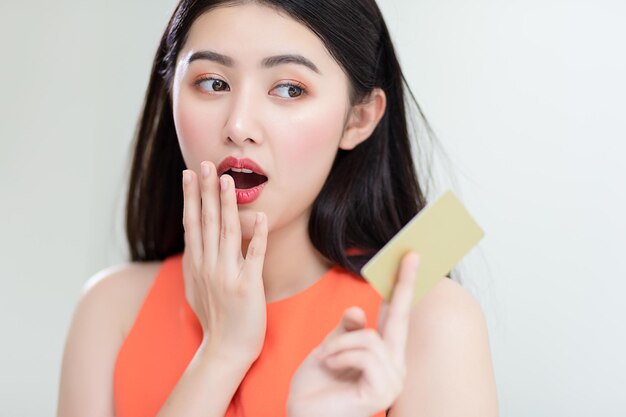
[172, 3, 352, 240]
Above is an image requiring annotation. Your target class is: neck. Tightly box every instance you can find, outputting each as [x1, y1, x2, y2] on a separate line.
[245, 211, 332, 303]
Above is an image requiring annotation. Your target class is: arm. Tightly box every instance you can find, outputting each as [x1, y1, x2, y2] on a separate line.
[157, 167, 268, 416]
[56, 265, 254, 417]
[59, 165, 266, 416]
[388, 278, 499, 417]
[57, 266, 131, 417]
[155, 341, 253, 417]
[286, 256, 497, 417]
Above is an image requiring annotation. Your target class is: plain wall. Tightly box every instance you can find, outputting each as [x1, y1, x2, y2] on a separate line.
[1, 0, 624, 415]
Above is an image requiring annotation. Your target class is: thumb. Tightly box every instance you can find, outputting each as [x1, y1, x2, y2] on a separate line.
[324, 306, 366, 341]
[312, 307, 367, 358]
[341, 306, 367, 332]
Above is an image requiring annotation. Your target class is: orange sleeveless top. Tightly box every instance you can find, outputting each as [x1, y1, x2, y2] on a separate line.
[114, 252, 386, 417]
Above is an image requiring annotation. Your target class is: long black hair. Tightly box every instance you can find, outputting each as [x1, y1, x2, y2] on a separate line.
[125, 0, 443, 278]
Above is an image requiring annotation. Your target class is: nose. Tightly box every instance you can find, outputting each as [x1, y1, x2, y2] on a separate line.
[223, 85, 263, 147]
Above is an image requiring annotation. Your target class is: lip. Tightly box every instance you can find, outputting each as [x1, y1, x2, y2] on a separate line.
[217, 156, 267, 177]
[235, 182, 266, 205]
[217, 156, 268, 205]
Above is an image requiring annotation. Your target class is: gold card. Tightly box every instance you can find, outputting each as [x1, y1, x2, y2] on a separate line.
[360, 190, 484, 306]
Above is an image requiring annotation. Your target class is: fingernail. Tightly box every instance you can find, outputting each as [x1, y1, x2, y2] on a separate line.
[220, 175, 229, 190]
[183, 170, 191, 185]
[201, 162, 210, 178]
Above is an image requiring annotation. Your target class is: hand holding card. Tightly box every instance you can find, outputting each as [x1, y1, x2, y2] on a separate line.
[360, 190, 484, 306]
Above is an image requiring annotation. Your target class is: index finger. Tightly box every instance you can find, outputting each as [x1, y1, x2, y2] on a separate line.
[380, 252, 421, 357]
[217, 174, 244, 278]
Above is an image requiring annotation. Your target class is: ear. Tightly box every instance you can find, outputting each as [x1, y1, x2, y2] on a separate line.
[339, 88, 386, 151]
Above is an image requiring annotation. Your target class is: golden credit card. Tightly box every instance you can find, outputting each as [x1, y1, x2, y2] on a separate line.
[360, 190, 484, 306]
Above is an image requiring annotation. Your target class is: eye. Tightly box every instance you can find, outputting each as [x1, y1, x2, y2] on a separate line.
[193, 76, 230, 93]
[272, 82, 306, 99]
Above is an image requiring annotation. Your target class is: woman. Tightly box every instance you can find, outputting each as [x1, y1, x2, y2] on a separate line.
[57, 1, 498, 416]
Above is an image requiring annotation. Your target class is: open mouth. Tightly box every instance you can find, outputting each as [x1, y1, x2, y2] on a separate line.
[224, 168, 268, 189]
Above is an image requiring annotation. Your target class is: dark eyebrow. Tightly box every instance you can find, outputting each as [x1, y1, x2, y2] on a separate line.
[187, 50, 321, 75]
[262, 54, 321, 74]
[188, 50, 234, 67]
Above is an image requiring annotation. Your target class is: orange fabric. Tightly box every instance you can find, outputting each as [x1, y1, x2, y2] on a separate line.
[114, 252, 386, 417]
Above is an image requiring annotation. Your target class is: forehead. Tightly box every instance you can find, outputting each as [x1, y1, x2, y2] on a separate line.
[179, 3, 337, 71]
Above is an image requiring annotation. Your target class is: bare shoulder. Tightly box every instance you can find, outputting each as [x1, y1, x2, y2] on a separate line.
[389, 278, 499, 417]
[407, 277, 493, 367]
[80, 259, 163, 338]
[410, 277, 486, 332]
[82, 258, 162, 295]
[57, 259, 164, 417]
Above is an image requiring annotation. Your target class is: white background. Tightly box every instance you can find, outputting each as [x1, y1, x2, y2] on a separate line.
[1, 0, 624, 415]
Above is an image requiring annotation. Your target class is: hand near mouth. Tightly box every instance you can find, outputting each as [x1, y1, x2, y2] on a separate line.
[181, 160, 269, 362]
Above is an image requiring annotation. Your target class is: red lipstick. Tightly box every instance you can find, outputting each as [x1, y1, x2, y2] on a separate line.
[217, 156, 268, 205]
[217, 156, 266, 176]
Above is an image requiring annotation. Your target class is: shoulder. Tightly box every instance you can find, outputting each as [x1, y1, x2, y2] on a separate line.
[57, 260, 164, 416]
[389, 278, 499, 416]
[406, 278, 493, 367]
[81, 259, 162, 300]
[79, 259, 163, 338]
[82, 259, 162, 294]
[409, 278, 486, 334]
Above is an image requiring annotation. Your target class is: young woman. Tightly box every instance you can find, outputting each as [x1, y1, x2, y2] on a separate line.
[57, 1, 498, 416]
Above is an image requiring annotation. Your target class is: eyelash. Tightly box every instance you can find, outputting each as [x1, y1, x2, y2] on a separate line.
[193, 75, 308, 99]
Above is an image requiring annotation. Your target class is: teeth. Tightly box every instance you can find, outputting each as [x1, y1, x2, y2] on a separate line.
[230, 167, 254, 174]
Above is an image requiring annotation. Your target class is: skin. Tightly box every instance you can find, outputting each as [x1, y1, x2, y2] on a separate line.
[171, 3, 385, 304]
[57, 3, 498, 416]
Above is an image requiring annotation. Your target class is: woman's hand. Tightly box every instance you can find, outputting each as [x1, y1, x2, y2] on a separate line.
[287, 253, 421, 417]
[182, 161, 269, 362]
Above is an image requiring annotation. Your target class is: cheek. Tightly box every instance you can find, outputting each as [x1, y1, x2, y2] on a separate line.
[288, 98, 345, 152]
[174, 97, 217, 168]
[278, 106, 344, 167]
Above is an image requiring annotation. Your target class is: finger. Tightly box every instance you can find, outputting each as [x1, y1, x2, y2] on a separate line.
[200, 161, 220, 271]
[313, 307, 367, 360]
[241, 212, 268, 281]
[324, 348, 404, 406]
[322, 348, 386, 387]
[381, 252, 420, 357]
[318, 306, 366, 347]
[317, 328, 387, 363]
[217, 174, 244, 277]
[342, 306, 367, 332]
[377, 301, 389, 334]
[182, 170, 203, 266]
